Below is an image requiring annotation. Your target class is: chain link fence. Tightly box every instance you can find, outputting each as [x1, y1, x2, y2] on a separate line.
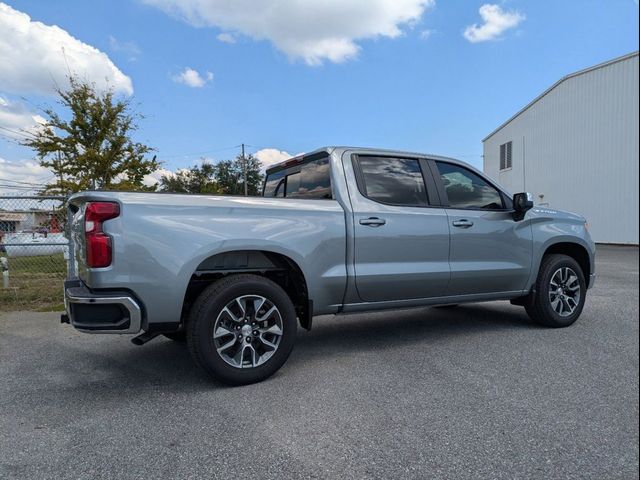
[0, 195, 69, 311]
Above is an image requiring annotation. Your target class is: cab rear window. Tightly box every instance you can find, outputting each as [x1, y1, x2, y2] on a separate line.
[263, 156, 332, 199]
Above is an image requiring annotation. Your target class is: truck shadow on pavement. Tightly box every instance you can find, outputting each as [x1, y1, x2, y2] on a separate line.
[292, 303, 539, 360]
[52, 303, 538, 392]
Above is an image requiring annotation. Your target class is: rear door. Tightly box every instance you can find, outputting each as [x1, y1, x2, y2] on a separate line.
[430, 160, 532, 296]
[349, 154, 450, 302]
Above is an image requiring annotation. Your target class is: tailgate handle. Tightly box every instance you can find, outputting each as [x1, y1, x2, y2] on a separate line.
[359, 217, 386, 227]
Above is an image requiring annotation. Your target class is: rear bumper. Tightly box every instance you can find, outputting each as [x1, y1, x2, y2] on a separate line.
[63, 278, 142, 334]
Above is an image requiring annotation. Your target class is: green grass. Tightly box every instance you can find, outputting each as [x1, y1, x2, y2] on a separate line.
[0, 253, 67, 312]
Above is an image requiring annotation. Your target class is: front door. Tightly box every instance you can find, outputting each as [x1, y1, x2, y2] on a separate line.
[432, 160, 533, 296]
[348, 154, 451, 302]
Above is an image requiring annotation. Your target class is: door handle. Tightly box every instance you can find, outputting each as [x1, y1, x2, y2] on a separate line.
[452, 219, 474, 228]
[359, 217, 386, 227]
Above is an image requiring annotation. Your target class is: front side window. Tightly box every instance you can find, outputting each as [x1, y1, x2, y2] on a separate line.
[436, 162, 504, 210]
[358, 156, 428, 207]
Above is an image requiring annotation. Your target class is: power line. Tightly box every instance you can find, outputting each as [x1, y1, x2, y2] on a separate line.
[160, 144, 242, 159]
[0, 184, 41, 191]
[0, 125, 37, 140]
[0, 177, 46, 186]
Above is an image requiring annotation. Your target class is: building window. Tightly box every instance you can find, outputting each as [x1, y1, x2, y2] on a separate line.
[499, 141, 512, 170]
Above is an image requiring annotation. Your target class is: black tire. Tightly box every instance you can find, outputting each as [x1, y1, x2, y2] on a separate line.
[187, 274, 297, 385]
[163, 331, 186, 342]
[525, 254, 586, 328]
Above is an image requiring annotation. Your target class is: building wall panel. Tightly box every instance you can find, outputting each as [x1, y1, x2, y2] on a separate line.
[484, 54, 639, 244]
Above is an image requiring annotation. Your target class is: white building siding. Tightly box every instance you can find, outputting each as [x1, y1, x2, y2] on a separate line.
[483, 53, 639, 244]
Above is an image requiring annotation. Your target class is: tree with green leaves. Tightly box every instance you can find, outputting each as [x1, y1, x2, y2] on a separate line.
[158, 154, 264, 195]
[214, 154, 264, 195]
[21, 77, 158, 194]
[158, 161, 221, 194]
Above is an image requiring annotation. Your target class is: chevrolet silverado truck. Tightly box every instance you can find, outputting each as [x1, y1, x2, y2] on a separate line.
[63, 146, 596, 385]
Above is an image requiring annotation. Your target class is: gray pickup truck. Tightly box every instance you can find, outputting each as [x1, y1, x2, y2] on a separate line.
[63, 146, 595, 384]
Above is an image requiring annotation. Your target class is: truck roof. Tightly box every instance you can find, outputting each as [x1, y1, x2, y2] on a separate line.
[265, 146, 466, 173]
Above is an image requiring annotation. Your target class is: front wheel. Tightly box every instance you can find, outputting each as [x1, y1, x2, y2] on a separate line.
[187, 274, 297, 385]
[525, 254, 586, 327]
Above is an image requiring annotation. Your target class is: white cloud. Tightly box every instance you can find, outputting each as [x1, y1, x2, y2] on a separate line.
[0, 157, 53, 194]
[172, 68, 214, 88]
[463, 4, 525, 43]
[216, 32, 236, 44]
[0, 96, 46, 140]
[254, 148, 294, 170]
[420, 29, 435, 40]
[143, 0, 435, 65]
[108, 35, 141, 61]
[0, 3, 132, 97]
[143, 168, 176, 187]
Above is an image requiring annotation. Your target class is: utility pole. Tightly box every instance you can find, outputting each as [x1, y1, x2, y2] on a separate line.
[55, 151, 64, 195]
[241, 143, 248, 196]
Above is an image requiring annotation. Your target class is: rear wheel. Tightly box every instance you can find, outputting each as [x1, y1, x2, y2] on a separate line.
[525, 254, 586, 327]
[187, 274, 297, 385]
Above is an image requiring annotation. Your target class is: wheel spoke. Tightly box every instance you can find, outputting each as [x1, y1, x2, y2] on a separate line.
[235, 298, 246, 318]
[222, 307, 240, 323]
[216, 337, 236, 354]
[259, 333, 278, 350]
[253, 297, 267, 316]
[551, 297, 562, 313]
[248, 345, 257, 367]
[232, 344, 246, 367]
[214, 324, 234, 339]
[256, 305, 277, 322]
[567, 275, 579, 291]
[259, 324, 282, 336]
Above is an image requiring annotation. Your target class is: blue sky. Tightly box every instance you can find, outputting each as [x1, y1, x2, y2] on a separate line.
[0, 0, 638, 189]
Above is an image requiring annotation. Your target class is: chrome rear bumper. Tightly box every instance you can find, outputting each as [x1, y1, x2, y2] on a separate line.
[63, 278, 142, 334]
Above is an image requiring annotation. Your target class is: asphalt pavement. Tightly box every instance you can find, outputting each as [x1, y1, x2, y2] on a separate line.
[1, 245, 638, 479]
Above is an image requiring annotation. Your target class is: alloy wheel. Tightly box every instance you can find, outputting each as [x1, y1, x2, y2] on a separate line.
[213, 295, 283, 368]
[548, 267, 581, 317]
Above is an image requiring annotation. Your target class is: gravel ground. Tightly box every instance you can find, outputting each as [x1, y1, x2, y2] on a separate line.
[1, 245, 638, 479]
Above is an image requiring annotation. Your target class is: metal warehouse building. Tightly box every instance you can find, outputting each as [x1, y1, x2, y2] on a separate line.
[483, 51, 639, 244]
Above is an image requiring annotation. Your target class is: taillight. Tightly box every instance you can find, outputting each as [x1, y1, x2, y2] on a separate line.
[85, 202, 120, 268]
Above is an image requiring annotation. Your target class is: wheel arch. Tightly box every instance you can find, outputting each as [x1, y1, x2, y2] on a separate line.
[514, 239, 593, 308]
[180, 249, 312, 330]
[542, 242, 591, 281]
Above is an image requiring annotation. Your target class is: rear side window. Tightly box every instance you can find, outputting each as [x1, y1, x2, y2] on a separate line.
[287, 158, 331, 199]
[263, 170, 285, 197]
[435, 161, 504, 210]
[264, 156, 332, 199]
[358, 156, 428, 207]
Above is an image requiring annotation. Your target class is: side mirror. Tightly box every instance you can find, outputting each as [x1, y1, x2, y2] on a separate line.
[512, 192, 534, 221]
